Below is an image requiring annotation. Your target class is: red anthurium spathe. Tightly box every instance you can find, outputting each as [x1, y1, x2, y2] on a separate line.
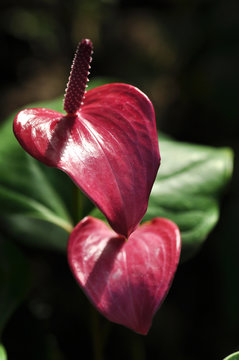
[68, 216, 181, 335]
[13, 39, 160, 237]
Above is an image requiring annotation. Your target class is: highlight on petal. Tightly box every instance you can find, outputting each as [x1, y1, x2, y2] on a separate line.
[68, 216, 181, 335]
[13, 84, 160, 237]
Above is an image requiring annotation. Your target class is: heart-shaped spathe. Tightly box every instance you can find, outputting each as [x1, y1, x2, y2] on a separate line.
[13, 84, 160, 237]
[68, 216, 181, 334]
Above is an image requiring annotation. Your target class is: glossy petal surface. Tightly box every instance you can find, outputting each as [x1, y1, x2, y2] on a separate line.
[68, 216, 181, 334]
[13, 84, 160, 237]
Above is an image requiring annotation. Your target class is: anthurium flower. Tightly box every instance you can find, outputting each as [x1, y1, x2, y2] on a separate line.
[13, 39, 160, 237]
[13, 39, 181, 334]
[68, 216, 181, 334]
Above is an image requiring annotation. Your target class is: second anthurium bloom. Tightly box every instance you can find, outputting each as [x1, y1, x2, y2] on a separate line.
[13, 39, 181, 334]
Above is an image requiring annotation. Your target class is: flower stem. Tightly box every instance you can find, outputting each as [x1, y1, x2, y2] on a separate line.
[90, 305, 104, 360]
[72, 186, 84, 225]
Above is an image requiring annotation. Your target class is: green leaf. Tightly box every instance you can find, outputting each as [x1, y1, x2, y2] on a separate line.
[0, 236, 30, 334]
[0, 112, 73, 233]
[91, 134, 233, 260]
[223, 351, 239, 360]
[0, 345, 7, 360]
[146, 135, 233, 259]
[0, 216, 68, 252]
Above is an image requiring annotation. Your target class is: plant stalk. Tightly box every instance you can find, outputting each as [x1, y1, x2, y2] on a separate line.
[90, 305, 104, 360]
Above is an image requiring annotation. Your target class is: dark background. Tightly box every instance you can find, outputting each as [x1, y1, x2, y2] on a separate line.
[0, 0, 239, 359]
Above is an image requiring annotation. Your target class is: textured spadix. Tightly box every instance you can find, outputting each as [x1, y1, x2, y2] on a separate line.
[13, 83, 160, 237]
[68, 216, 181, 334]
